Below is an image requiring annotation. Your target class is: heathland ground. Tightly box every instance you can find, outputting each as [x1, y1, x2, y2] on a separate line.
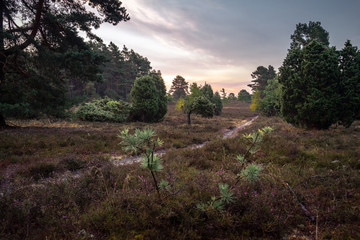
[0, 101, 359, 239]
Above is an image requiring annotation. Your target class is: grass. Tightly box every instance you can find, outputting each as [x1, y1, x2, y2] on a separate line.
[0, 101, 359, 239]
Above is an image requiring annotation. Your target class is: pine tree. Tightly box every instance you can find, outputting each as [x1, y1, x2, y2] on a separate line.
[279, 41, 340, 129]
[338, 40, 360, 126]
[238, 89, 251, 102]
[248, 65, 276, 95]
[169, 75, 189, 100]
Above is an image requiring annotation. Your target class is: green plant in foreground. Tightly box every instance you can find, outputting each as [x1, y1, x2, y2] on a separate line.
[119, 128, 164, 198]
[236, 126, 273, 183]
[240, 163, 262, 181]
[197, 183, 234, 211]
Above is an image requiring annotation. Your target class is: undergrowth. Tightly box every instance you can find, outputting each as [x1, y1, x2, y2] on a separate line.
[0, 102, 359, 239]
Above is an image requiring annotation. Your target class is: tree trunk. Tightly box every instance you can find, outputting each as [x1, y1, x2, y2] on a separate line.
[187, 112, 191, 125]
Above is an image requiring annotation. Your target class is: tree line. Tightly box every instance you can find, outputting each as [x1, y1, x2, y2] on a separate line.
[0, 0, 169, 126]
[249, 21, 360, 129]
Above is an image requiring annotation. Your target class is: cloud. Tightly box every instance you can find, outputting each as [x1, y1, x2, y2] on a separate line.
[95, 0, 360, 93]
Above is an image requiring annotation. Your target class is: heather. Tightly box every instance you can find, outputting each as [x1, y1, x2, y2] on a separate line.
[1, 101, 359, 239]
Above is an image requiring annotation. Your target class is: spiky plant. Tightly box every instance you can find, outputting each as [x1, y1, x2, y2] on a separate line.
[119, 128, 164, 198]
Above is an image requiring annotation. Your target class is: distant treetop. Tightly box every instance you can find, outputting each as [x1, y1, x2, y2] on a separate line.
[290, 21, 329, 49]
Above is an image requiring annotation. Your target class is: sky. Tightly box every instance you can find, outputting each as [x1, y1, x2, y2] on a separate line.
[94, 0, 360, 93]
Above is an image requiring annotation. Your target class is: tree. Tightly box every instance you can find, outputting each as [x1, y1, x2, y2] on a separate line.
[248, 65, 276, 95]
[250, 91, 261, 112]
[150, 70, 168, 122]
[220, 88, 227, 99]
[279, 40, 340, 129]
[258, 77, 282, 116]
[213, 92, 223, 116]
[290, 21, 329, 49]
[201, 83, 214, 101]
[228, 93, 236, 100]
[238, 89, 251, 102]
[169, 75, 189, 100]
[0, 0, 130, 126]
[130, 74, 167, 123]
[338, 40, 360, 126]
[182, 83, 214, 125]
[91, 43, 152, 101]
[184, 96, 214, 125]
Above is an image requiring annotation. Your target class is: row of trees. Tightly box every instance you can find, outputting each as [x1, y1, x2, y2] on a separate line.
[89, 43, 152, 101]
[249, 21, 360, 129]
[170, 75, 252, 103]
[169, 76, 223, 124]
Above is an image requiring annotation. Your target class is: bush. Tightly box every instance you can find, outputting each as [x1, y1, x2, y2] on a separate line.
[76, 97, 130, 122]
[130, 74, 167, 122]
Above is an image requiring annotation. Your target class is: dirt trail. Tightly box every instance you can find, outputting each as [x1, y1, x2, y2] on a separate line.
[0, 115, 259, 195]
[111, 115, 259, 166]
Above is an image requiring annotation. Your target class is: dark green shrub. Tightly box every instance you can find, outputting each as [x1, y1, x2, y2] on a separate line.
[279, 41, 340, 129]
[76, 97, 130, 122]
[130, 74, 167, 122]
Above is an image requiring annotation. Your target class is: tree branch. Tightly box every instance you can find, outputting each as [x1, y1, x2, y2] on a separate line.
[4, 0, 45, 56]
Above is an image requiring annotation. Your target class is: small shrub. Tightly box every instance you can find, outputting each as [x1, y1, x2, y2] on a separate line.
[76, 97, 130, 122]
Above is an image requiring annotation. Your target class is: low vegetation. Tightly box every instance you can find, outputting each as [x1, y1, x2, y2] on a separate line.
[1, 101, 359, 239]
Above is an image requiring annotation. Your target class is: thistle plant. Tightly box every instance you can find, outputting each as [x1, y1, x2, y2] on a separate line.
[119, 128, 164, 198]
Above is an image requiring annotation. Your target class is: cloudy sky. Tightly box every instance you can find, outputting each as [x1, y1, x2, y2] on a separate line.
[94, 0, 360, 93]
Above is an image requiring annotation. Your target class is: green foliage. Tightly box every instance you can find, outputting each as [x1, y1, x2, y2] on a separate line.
[281, 22, 360, 129]
[248, 65, 276, 94]
[235, 127, 273, 183]
[183, 83, 217, 124]
[176, 97, 185, 111]
[279, 40, 341, 129]
[201, 83, 214, 101]
[290, 21, 329, 49]
[159, 180, 171, 192]
[76, 97, 130, 122]
[119, 128, 164, 197]
[240, 163, 262, 182]
[258, 77, 282, 116]
[151, 71, 168, 121]
[338, 40, 360, 126]
[213, 92, 223, 115]
[250, 91, 261, 111]
[191, 96, 215, 118]
[93, 43, 153, 101]
[169, 75, 189, 100]
[130, 74, 167, 122]
[197, 183, 234, 211]
[0, 0, 130, 123]
[243, 127, 273, 155]
[237, 89, 251, 102]
[228, 93, 236, 100]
